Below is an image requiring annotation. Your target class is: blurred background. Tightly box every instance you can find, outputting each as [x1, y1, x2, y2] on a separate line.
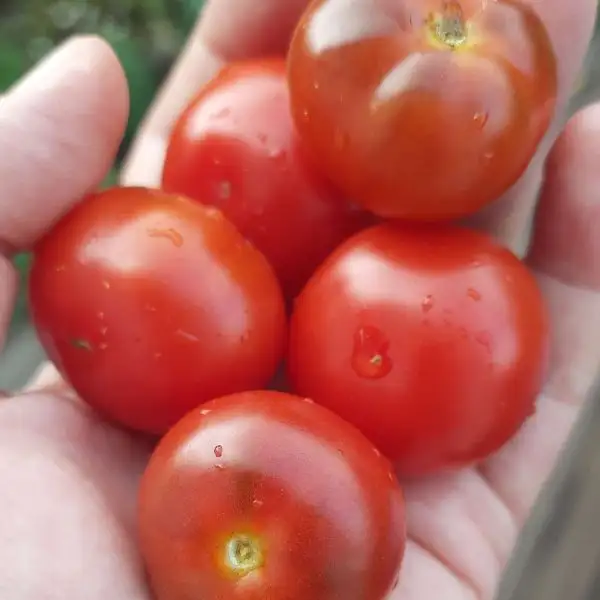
[0, 1, 598, 389]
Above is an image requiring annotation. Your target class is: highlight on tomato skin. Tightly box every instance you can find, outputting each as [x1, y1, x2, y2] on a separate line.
[287, 222, 550, 477]
[162, 58, 374, 301]
[138, 390, 406, 600]
[28, 186, 288, 435]
[287, 0, 558, 221]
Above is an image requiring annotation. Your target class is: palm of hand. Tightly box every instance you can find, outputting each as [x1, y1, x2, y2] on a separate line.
[0, 0, 598, 598]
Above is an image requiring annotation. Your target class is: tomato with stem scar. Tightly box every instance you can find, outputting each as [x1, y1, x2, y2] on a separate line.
[287, 0, 558, 221]
[138, 390, 406, 600]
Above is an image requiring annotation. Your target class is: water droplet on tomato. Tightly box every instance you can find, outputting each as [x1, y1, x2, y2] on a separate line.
[148, 227, 184, 247]
[475, 331, 493, 352]
[214, 445, 223, 458]
[351, 326, 393, 379]
[421, 295, 434, 313]
[473, 112, 488, 128]
[252, 499, 264, 508]
[467, 288, 481, 301]
[268, 147, 286, 160]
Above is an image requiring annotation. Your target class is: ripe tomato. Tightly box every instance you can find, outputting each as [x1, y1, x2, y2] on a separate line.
[162, 58, 372, 300]
[288, 223, 549, 476]
[29, 187, 287, 435]
[138, 390, 406, 600]
[287, 0, 557, 221]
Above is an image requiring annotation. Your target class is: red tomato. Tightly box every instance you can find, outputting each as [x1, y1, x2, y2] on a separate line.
[29, 187, 287, 434]
[288, 223, 549, 476]
[138, 390, 406, 600]
[287, 0, 557, 221]
[162, 58, 373, 300]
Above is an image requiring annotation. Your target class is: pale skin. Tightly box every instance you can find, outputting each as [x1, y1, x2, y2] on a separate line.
[1, 0, 599, 597]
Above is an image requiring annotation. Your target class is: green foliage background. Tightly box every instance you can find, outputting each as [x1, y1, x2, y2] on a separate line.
[0, 0, 205, 330]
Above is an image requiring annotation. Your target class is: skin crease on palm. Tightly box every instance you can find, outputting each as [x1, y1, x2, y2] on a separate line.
[0, 0, 598, 597]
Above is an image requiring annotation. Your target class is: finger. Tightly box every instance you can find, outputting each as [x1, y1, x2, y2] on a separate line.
[0, 392, 152, 599]
[0, 36, 127, 357]
[480, 100, 600, 523]
[464, 0, 597, 254]
[0, 36, 128, 249]
[198, 0, 311, 60]
[121, 0, 312, 186]
[528, 103, 600, 289]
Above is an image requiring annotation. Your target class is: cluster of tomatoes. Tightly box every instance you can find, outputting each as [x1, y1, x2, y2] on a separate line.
[28, 1, 557, 598]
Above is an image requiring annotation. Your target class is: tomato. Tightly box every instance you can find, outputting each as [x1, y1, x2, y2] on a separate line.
[288, 223, 549, 476]
[287, 0, 557, 221]
[138, 390, 406, 600]
[29, 187, 287, 435]
[162, 58, 373, 300]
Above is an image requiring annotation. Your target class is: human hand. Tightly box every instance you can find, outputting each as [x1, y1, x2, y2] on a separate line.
[3, 0, 600, 597]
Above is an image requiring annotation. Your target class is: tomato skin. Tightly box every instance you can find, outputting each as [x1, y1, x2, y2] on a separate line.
[287, 0, 557, 221]
[29, 187, 287, 434]
[138, 390, 406, 600]
[288, 223, 549, 476]
[162, 58, 373, 300]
